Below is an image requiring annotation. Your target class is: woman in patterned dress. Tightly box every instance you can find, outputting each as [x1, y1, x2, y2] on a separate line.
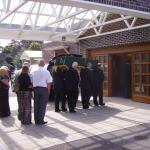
[0, 66, 11, 118]
[18, 66, 32, 125]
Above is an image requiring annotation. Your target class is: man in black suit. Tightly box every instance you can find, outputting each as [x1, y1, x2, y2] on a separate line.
[93, 63, 105, 106]
[53, 66, 67, 112]
[80, 62, 93, 109]
[65, 62, 79, 113]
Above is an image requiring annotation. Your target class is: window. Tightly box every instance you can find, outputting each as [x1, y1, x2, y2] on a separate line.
[133, 51, 150, 96]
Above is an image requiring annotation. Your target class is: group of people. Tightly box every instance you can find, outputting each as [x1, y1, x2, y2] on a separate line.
[0, 59, 105, 126]
[51, 61, 105, 113]
[13, 60, 52, 125]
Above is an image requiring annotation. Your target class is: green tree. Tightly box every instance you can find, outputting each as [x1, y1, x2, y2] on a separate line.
[28, 42, 42, 50]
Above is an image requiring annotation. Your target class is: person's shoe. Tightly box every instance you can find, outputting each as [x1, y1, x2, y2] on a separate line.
[62, 108, 67, 112]
[100, 103, 105, 106]
[94, 103, 99, 106]
[41, 121, 48, 124]
[83, 106, 89, 109]
[69, 110, 76, 113]
[36, 121, 48, 125]
[55, 109, 61, 112]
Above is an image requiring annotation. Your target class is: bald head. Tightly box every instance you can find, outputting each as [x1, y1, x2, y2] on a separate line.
[38, 59, 45, 67]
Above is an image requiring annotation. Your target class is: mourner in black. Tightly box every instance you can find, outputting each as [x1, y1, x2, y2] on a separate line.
[53, 66, 67, 112]
[0, 66, 10, 118]
[65, 62, 79, 113]
[93, 63, 105, 106]
[47, 61, 55, 101]
[80, 62, 93, 109]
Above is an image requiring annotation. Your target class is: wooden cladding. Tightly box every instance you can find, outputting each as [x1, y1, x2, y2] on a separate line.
[88, 43, 150, 103]
[132, 51, 150, 103]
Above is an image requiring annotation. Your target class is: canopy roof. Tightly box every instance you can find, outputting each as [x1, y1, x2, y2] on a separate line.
[0, 0, 150, 42]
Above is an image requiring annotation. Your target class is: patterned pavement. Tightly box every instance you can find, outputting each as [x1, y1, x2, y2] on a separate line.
[0, 91, 150, 150]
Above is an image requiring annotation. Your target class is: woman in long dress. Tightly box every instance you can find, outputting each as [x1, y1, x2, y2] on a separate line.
[0, 66, 11, 118]
[18, 66, 32, 125]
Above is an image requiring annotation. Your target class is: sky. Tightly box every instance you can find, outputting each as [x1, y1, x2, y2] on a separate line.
[0, 39, 11, 47]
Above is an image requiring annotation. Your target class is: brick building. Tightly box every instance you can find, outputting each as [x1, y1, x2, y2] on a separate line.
[43, 0, 150, 104]
[76, 0, 150, 103]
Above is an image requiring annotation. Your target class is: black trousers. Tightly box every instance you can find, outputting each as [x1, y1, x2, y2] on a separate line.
[93, 86, 103, 105]
[0, 88, 10, 117]
[66, 90, 78, 111]
[81, 88, 91, 108]
[54, 89, 66, 111]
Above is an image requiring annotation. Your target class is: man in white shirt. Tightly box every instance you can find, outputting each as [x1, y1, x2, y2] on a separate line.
[31, 60, 52, 125]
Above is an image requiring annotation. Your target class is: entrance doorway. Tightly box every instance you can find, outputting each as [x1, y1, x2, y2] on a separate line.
[111, 53, 132, 98]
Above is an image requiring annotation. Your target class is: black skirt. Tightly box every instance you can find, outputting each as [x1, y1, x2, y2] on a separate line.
[0, 88, 10, 117]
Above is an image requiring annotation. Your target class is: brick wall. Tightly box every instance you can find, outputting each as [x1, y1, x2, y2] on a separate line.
[79, 27, 150, 57]
[83, 0, 150, 12]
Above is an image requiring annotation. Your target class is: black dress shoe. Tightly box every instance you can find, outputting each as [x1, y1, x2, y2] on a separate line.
[94, 103, 99, 106]
[83, 106, 89, 109]
[62, 108, 67, 112]
[55, 109, 61, 112]
[100, 103, 105, 106]
[69, 110, 76, 113]
[36, 121, 48, 125]
[41, 121, 48, 124]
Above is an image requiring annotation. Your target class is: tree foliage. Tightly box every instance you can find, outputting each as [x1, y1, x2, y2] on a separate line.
[0, 40, 43, 72]
[28, 42, 42, 50]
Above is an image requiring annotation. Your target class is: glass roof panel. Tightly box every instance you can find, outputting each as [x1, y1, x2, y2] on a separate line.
[0, 0, 103, 41]
[0, 0, 3, 9]
[11, 13, 27, 25]
[9, 0, 20, 10]
[37, 16, 50, 26]
[42, 4, 53, 15]
[18, 1, 34, 12]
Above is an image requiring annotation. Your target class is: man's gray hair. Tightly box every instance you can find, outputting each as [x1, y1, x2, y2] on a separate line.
[38, 59, 45, 66]
[72, 61, 78, 68]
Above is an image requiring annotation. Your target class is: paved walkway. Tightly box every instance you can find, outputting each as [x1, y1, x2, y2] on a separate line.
[0, 92, 150, 150]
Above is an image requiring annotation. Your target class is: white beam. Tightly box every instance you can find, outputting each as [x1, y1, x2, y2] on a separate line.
[130, 17, 137, 27]
[78, 11, 102, 37]
[53, 16, 133, 38]
[2, 0, 6, 12]
[19, 2, 36, 36]
[0, 28, 77, 42]
[78, 23, 150, 40]
[52, 7, 73, 32]
[63, 47, 70, 54]
[0, 1, 27, 23]
[6, 0, 11, 12]
[27, 0, 150, 19]
[99, 12, 107, 33]
[121, 15, 130, 28]
[37, 9, 88, 30]
[33, 2, 41, 29]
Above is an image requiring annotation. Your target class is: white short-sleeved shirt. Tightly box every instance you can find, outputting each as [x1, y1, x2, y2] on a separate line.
[30, 66, 52, 88]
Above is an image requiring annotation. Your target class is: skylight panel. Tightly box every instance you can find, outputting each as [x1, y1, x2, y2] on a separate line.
[11, 13, 26, 25]
[37, 16, 51, 26]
